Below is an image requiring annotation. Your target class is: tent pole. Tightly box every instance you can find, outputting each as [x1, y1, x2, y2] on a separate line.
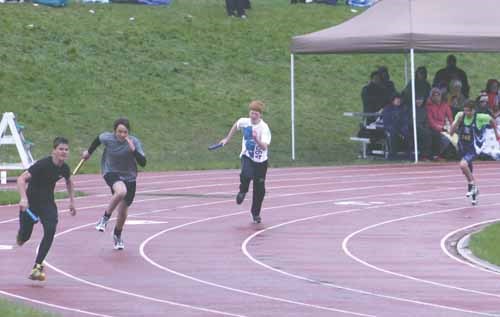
[291, 53, 296, 161]
[404, 54, 409, 84]
[410, 49, 418, 163]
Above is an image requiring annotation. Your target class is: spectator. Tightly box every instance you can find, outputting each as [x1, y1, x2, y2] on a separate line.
[361, 71, 387, 123]
[378, 66, 397, 101]
[477, 101, 500, 162]
[401, 66, 431, 109]
[484, 79, 499, 111]
[476, 92, 492, 115]
[426, 88, 455, 160]
[443, 79, 466, 116]
[226, 0, 247, 18]
[433, 54, 470, 98]
[409, 96, 433, 161]
[382, 94, 410, 159]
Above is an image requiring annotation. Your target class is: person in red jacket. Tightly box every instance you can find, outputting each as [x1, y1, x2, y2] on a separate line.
[426, 88, 454, 160]
[484, 79, 499, 111]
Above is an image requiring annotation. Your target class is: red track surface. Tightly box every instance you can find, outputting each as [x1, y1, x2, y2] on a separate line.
[2, 163, 500, 317]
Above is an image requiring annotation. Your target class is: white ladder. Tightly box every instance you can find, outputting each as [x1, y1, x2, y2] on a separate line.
[0, 112, 35, 184]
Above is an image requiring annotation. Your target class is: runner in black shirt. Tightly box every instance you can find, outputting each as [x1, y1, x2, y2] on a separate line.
[16, 137, 76, 281]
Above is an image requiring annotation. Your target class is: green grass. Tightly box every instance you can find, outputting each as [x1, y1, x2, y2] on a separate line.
[1, 1, 500, 171]
[469, 223, 500, 266]
[0, 190, 86, 205]
[0, 298, 58, 317]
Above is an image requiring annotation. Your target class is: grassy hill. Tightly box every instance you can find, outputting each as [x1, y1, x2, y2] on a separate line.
[1, 0, 500, 172]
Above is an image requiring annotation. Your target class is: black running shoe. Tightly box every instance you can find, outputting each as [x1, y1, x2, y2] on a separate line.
[16, 230, 25, 246]
[236, 192, 246, 205]
[252, 215, 261, 224]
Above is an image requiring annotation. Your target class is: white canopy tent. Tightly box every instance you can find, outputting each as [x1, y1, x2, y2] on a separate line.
[290, 0, 500, 161]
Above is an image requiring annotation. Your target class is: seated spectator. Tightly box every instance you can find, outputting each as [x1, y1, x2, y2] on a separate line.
[474, 102, 500, 161]
[401, 66, 431, 109]
[426, 88, 455, 160]
[408, 96, 433, 161]
[382, 94, 410, 159]
[493, 103, 500, 125]
[361, 71, 387, 124]
[443, 79, 466, 116]
[484, 79, 499, 111]
[476, 92, 492, 115]
[433, 54, 470, 98]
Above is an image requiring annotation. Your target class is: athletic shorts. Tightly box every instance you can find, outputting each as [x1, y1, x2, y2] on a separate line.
[459, 143, 477, 164]
[240, 155, 268, 180]
[103, 173, 137, 206]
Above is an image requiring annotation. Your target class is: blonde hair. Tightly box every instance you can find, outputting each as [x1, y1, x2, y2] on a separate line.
[249, 100, 265, 113]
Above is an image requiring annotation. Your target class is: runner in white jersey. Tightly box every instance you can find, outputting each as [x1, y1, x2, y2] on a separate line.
[220, 100, 271, 223]
[82, 118, 146, 250]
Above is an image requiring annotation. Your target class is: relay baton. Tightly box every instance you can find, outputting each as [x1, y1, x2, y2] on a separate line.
[72, 159, 85, 176]
[25, 208, 39, 223]
[208, 143, 224, 151]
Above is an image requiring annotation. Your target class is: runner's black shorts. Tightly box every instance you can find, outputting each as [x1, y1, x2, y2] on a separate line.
[103, 173, 137, 206]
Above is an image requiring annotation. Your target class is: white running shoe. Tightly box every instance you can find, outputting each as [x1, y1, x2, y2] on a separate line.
[96, 216, 109, 232]
[113, 234, 124, 250]
[471, 185, 479, 206]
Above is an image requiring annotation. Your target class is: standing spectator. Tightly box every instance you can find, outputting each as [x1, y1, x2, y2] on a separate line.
[426, 88, 454, 160]
[378, 66, 397, 102]
[401, 66, 431, 109]
[433, 54, 470, 98]
[484, 79, 499, 111]
[409, 96, 433, 161]
[226, 0, 247, 18]
[361, 71, 387, 123]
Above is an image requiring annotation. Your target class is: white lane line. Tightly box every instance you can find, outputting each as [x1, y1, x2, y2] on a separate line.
[0, 245, 13, 250]
[0, 290, 114, 317]
[42, 198, 373, 317]
[241, 195, 500, 316]
[342, 201, 500, 300]
[139, 209, 375, 317]
[5, 167, 500, 316]
[43, 204, 247, 317]
[441, 219, 500, 276]
[63, 166, 500, 193]
[125, 220, 169, 225]
[0, 174, 475, 226]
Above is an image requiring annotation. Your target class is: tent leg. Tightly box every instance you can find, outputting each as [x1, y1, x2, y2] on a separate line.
[404, 54, 409, 85]
[410, 49, 418, 163]
[291, 53, 296, 161]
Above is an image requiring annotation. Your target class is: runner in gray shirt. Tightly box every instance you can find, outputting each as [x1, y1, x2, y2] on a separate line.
[82, 118, 146, 250]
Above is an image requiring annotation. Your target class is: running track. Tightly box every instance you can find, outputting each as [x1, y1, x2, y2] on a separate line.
[2, 163, 500, 316]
